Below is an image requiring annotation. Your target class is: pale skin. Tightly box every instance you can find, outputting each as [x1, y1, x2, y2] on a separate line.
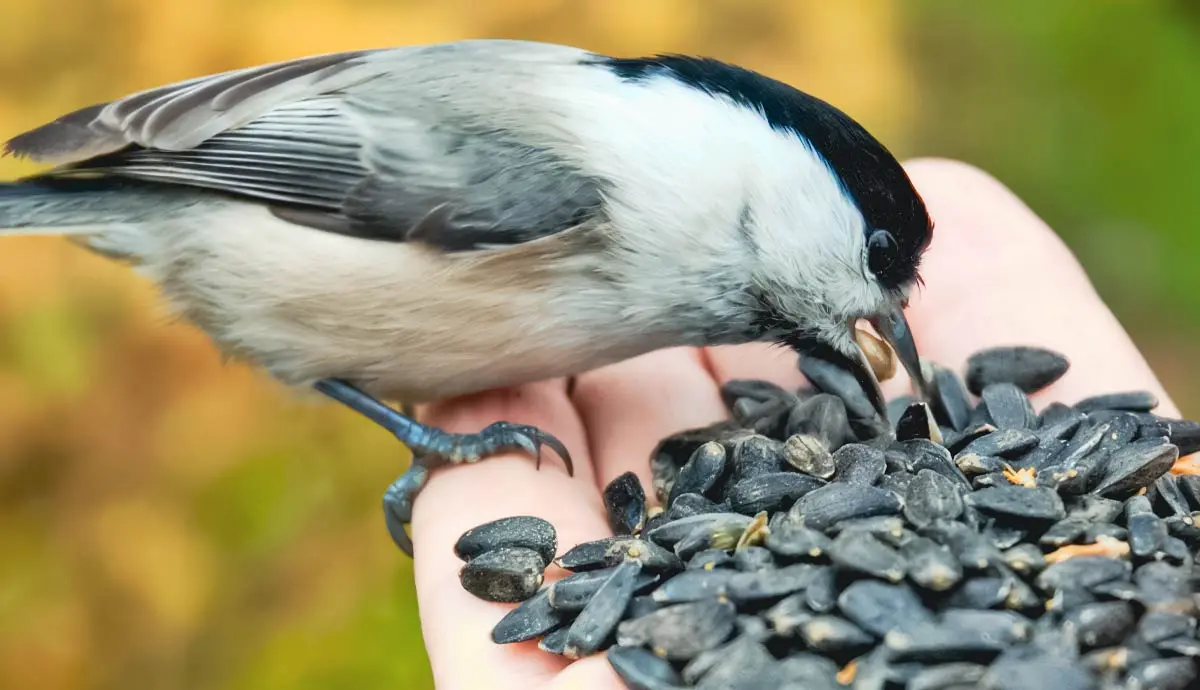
[408, 158, 1180, 690]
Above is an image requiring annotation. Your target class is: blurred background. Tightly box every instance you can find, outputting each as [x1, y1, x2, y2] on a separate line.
[0, 1, 1197, 688]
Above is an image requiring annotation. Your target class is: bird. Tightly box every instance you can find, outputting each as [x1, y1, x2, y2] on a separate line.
[0, 38, 933, 556]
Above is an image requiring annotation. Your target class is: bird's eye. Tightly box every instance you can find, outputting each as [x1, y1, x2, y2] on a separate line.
[867, 230, 899, 277]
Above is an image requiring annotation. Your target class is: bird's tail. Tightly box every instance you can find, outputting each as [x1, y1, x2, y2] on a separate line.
[0, 177, 188, 235]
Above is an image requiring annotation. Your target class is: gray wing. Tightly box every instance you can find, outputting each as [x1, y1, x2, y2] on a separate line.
[3, 40, 609, 250]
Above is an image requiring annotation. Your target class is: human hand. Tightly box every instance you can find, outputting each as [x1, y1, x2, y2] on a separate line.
[408, 159, 1179, 690]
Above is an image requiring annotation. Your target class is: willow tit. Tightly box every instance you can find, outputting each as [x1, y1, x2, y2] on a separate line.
[0, 39, 933, 555]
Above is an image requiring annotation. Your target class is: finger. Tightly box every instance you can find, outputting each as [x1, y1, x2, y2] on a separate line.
[571, 347, 728, 496]
[899, 158, 1179, 416]
[410, 380, 608, 690]
[703, 342, 808, 391]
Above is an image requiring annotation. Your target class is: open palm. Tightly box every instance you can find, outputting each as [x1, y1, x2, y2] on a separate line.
[407, 159, 1179, 690]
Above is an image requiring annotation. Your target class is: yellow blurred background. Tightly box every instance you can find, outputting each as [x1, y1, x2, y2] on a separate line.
[0, 1, 1197, 688]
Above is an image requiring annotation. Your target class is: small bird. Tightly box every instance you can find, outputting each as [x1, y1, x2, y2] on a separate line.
[0, 39, 932, 556]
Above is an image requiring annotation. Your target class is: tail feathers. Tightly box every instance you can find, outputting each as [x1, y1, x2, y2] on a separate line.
[0, 177, 196, 234]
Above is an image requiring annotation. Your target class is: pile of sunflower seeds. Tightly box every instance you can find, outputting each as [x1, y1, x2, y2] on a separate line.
[454, 346, 1200, 689]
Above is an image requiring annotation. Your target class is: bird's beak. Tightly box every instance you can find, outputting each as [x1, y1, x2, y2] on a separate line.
[792, 301, 926, 423]
[869, 301, 929, 400]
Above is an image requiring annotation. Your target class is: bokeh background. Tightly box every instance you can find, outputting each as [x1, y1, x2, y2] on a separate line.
[0, 1, 1197, 688]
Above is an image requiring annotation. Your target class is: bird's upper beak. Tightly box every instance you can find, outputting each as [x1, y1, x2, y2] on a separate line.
[798, 301, 927, 422]
[868, 300, 929, 402]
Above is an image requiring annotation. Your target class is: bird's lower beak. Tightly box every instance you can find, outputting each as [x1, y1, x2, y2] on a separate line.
[869, 302, 929, 399]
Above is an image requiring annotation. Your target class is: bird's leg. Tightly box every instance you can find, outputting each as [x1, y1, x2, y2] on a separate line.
[313, 378, 574, 556]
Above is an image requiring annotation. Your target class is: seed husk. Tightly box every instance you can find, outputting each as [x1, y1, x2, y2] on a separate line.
[604, 472, 649, 536]
[454, 515, 557, 565]
[459, 546, 546, 603]
[783, 433, 836, 478]
[965, 346, 1070, 396]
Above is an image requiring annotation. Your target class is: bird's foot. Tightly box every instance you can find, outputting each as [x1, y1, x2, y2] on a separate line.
[314, 379, 573, 557]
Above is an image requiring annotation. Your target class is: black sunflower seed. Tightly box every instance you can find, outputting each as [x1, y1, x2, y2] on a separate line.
[549, 566, 660, 613]
[960, 428, 1039, 459]
[668, 441, 727, 505]
[930, 364, 973, 432]
[897, 402, 942, 443]
[832, 443, 887, 486]
[645, 513, 752, 549]
[725, 471, 825, 516]
[686, 549, 734, 570]
[728, 435, 785, 485]
[765, 518, 833, 559]
[979, 648, 1095, 690]
[556, 536, 681, 573]
[905, 469, 966, 528]
[764, 592, 814, 636]
[726, 563, 819, 603]
[538, 626, 571, 655]
[604, 472, 648, 535]
[1074, 390, 1159, 413]
[837, 579, 934, 637]
[491, 587, 568, 644]
[805, 565, 839, 613]
[799, 352, 879, 422]
[454, 515, 557, 565]
[981, 383, 1036, 430]
[606, 645, 684, 690]
[1062, 601, 1136, 649]
[1138, 610, 1196, 645]
[690, 636, 774, 689]
[664, 493, 724, 521]
[798, 615, 876, 656]
[968, 486, 1066, 524]
[564, 559, 643, 658]
[903, 537, 963, 591]
[1037, 556, 1132, 594]
[788, 483, 903, 532]
[732, 546, 775, 572]
[787, 393, 851, 450]
[459, 546, 546, 603]
[828, 530, 906, 582]
[1092, 438, 1178, 498]
[907, 662, 988, 690]
[616, 600, 737, 661]
[965, 346, 1070, 396]
[1125, 658, 1197, 690]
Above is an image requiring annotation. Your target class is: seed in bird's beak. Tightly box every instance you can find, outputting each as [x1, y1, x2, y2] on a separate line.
[855, 326, 896, 382]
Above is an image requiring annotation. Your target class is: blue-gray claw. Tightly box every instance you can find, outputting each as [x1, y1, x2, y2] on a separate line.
[383, 463, 430, 556]
[314, 379, 574, 558]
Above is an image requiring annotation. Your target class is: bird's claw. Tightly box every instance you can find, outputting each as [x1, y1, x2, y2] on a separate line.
[383, 420, 573, 558]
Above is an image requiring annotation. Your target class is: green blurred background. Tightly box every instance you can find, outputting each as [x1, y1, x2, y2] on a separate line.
[0, 1, 1197, 688]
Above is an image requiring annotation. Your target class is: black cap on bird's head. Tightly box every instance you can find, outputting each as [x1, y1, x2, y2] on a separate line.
[602, 54, 934, 419]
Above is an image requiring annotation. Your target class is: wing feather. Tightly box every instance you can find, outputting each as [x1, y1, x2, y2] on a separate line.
[3, 40, 611, 250]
